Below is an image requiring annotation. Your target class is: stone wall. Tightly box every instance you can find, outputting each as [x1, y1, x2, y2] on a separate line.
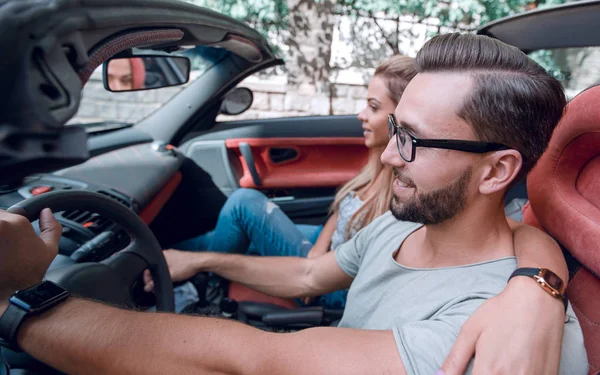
[71, 70, 367, 125]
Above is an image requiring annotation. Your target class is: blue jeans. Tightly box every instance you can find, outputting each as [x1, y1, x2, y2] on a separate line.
[174, 188, 348, 309]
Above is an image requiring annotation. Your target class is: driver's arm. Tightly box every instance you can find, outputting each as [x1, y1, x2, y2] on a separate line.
[209, 250, 353, 298]
[150, 247, 354, 299]
[12, 298, 406, 375]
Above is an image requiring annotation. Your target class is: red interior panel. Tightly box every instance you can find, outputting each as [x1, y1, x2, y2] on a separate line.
[225, 138, 368, 189]
[139, 171, 182, 224]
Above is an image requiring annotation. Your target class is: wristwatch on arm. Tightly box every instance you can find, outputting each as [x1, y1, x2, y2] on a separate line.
[0, 281, 70, 351]
[508, 267, 568, 312]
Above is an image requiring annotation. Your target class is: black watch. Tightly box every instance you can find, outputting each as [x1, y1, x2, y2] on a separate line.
[0, 281, 70, 351]
[508, 267, 568, 312]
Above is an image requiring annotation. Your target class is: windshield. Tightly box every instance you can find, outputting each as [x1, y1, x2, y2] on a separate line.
[68, 46, 230, 129]
[529, 47, 600, 100]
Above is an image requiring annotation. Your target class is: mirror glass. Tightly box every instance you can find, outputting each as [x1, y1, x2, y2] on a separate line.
[220, 87, 254, 115]
[104, 56, 191, 92]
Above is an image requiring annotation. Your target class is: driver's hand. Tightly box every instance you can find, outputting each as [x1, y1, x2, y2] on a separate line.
[0, 209, 62, 301]
[143, 249, 200, 293]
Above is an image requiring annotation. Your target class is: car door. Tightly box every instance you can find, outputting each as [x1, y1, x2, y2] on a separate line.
[149, 113, 366, 246]
[184, 115, 366, 221]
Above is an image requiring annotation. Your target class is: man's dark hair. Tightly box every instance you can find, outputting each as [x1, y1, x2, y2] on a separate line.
[415, 33, 566, 178]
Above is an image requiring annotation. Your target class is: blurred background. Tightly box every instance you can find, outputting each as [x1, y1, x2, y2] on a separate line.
[73, 0, 600, 125]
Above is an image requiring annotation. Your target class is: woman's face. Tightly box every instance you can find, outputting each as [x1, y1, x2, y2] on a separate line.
[357, 75, 398, 149]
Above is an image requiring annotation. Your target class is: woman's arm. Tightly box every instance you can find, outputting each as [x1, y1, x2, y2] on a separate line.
[508, 218, 568, 281]
[306, 211, 339, 258]
[441, 221, 568, 375]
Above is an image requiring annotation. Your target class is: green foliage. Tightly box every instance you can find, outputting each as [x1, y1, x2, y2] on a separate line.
[185, 0, 568, 73]
[183, 0, 288, 40]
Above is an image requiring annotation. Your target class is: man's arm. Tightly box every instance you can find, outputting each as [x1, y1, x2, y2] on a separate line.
[146, 249, 353, 299]
[13, 298, 405, 375]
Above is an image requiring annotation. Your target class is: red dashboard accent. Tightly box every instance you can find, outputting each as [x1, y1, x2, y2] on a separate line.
[139, 172, 182, 225]
[31, 186, 53, 196]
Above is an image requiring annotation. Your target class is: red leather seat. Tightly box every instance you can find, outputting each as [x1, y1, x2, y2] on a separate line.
[522, 85, 600, 374]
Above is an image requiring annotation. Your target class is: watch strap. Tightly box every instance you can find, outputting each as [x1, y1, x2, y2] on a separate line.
[510, 267, 541, 278]
[509, 267, 568, 312]
[0, 304, 27, 352]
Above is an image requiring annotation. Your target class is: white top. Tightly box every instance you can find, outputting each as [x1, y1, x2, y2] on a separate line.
[330, 192, 364, 251]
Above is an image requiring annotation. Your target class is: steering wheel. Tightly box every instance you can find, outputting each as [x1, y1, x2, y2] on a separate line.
[8, 190, 174, 312]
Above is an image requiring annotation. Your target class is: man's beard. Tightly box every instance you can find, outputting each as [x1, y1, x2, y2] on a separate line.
[390, 167, 472, 225]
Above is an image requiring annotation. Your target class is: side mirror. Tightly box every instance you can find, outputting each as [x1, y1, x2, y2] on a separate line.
[220, 87, 254, 115]
[103, 56, 191, 92]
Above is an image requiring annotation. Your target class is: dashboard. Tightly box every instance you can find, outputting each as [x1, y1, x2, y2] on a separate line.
[0, 141, 185, 261]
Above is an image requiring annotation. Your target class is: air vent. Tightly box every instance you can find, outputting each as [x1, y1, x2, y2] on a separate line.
[97, 190, 132, 208]
[61, 190, 132, 235]
[61, 210, 113, 234]
[62, 209, 94, 223]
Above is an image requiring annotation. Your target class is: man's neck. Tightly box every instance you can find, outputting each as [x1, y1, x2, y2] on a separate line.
[397, 201, 515, 268]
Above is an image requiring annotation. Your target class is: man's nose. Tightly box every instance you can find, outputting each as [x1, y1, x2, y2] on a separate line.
[380, 136, 406, 168]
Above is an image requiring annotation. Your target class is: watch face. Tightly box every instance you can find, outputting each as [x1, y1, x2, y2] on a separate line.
[11, 281, 69, 311]
[543, 270, 564, 292]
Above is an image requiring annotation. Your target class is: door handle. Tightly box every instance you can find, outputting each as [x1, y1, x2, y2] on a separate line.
[269, 147, 299, 164]
[239, 142, 262, 186]
[270, 196, 295, 203]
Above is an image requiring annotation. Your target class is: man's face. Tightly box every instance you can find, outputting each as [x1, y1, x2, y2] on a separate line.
[107, 59, 133, 91]
[381, 72, 480, 225]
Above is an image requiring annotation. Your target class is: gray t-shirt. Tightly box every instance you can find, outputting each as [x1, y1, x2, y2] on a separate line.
[335, 211, 587, 375]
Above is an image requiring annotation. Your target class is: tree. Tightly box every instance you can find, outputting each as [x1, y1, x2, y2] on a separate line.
[184, 0, 568, 88]
[285, 0, 335, 90]
[333, 0, 567, 72]
[185, 0, 334, 93]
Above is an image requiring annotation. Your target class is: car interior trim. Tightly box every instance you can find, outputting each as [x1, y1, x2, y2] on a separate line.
[225, 137, 368, 189]
[139, 171, 183, 225]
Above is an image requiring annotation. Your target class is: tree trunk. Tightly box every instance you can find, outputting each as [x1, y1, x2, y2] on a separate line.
[285, 0, 335, 93]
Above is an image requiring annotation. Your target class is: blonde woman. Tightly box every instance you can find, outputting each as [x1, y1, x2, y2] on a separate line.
[162, 56, 418, 310]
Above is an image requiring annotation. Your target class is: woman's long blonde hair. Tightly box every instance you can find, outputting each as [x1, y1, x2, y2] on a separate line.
[331, 55, 418, 239]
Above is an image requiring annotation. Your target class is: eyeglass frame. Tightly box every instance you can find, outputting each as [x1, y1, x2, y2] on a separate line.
[388, 113, 511, 163]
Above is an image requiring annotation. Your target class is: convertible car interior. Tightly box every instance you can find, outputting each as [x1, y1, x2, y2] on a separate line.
[0, 0, 599, 373]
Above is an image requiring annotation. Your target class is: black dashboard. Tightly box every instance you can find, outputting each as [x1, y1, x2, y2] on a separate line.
[0, 141, 186, 261]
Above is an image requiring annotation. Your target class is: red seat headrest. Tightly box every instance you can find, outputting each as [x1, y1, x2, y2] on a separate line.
[526, 85, 600, 275]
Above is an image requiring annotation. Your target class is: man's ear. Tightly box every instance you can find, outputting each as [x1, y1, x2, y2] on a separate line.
[478, 150, 523, 195]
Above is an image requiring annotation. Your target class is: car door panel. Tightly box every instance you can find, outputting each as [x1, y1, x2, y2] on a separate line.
[178, 116, 364, 227]
[225, 137, 368, 189]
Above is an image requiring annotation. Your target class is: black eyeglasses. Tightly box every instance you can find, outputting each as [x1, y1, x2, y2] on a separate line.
[388, 114, 510, 162]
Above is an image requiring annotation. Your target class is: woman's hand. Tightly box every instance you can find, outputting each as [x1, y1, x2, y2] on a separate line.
[441, 277, 564, 375]
[441, 222, 567, 375]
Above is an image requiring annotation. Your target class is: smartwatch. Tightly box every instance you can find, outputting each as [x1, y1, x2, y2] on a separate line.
[508, 267, 568, 312]
[0, 281, 70, 351]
